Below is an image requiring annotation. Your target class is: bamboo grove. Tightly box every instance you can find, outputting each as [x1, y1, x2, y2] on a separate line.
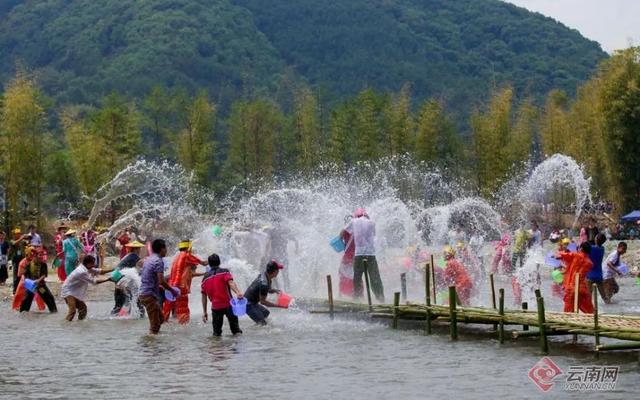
[1, 48, 639, 227]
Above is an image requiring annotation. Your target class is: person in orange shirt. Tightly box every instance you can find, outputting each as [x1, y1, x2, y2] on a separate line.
[557, 241, 594, 314]
[442, 246, 473, 305]
[162, 240, 207, 324]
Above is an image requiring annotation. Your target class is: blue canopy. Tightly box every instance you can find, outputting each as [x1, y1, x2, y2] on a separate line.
[621, 210, 640, 222]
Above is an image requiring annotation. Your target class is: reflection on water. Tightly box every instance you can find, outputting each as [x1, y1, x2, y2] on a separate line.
[1, 299, 639, 400]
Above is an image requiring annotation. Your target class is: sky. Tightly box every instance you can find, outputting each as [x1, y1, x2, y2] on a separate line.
[506, 0, 640, 52]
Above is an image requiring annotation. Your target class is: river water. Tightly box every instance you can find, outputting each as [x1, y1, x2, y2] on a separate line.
[1, 278, 639, 400]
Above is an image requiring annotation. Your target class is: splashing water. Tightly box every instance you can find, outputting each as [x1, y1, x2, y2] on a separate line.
[86, 153, 592, 305]
[86, 160, 214, 244]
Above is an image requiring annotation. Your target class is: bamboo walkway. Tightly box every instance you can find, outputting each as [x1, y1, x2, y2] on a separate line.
[305, 263, 640, 354]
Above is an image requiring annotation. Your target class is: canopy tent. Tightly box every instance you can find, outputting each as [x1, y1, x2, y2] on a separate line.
[620, 210, 640, 222]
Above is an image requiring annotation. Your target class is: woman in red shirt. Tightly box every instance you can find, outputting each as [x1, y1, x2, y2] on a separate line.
[558, 242, 594, 314]
[442, 246, 473, 305]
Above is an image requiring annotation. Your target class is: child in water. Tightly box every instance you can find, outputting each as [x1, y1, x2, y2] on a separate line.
[442, 246, 473, 305]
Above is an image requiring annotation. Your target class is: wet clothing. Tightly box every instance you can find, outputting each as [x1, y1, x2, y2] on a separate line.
[140, 294, 164, 334]
[63, 237, 83, 276]
[202, 267, 241, 335]
[345, 216, 376, 256]
[64, 296, 87, 321]
[338, 230, 355, 297]
[246, 303, 270, 325]
[353, 256, 384, 302]
[443, 258, 473, 305]
[81, 230, 97, 256]
[61, 265, 97, 302]
[54, 232, 67, 282]
[112, 274, 143, 316]
[586, 245, 604, 282]
[201, 268, 233, 310]
[139, 254, 165, 301]
[9, 239, 26, 294]
[163, 251, 203, 324]
[245, 272, 272, 304]
[603, 250, 621, 280]
[19, 258, 56, 313]
[244, 272, 273, 325]
[0, 240, 8, 284]
[559, 251, 594, 314]
[211, 307, 241, 336]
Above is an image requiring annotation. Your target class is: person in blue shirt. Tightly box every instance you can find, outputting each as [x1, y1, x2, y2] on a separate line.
[586, 233, 606, 300]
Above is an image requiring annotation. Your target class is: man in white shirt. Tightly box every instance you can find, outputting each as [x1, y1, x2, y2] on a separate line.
[61, 255, 112, 321]
[27, 225, 42, 247]
[342, 208, 384, 302]
[601, 242, 627, 303]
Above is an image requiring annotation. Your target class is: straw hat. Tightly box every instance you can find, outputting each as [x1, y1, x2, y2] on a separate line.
[12, 227, 21, 234]
[125, 241, 145, 248]
[178, 240, 192, 250]
[65, 229, 77, 236]
[561, 238, 571, 245]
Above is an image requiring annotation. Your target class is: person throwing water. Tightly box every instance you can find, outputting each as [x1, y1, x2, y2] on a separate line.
[342, 208, 384, 303]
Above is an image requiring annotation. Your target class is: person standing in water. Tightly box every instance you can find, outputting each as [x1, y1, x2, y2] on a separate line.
[342, 208, 384, 302]
[19, 247, 57, 313]
[111, 241, 145, 316]
[557, 242, 594, 313]
[442, 246, 473, 305]
[601, 241, 627, 303]
[586, 233, 606, 300]
[338, 215, 355, 297]
[0, 231, 9, 286]
[9, 228, 28, 294]
[162, 240, 207, 324]
[139, 239, 177, 334]
[244, 260, 285, 325]
[61, 255, 112, 321]
[63, 229, 84, 276]
[201, 254, 244, 336]
[53, 224, 69, 282]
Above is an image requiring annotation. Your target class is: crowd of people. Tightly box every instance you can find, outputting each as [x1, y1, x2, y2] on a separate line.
[3, 211, 638, 334]
[3, 223, 291, 336]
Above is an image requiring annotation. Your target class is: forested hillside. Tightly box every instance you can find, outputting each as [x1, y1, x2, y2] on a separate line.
[0, 0, 605, 112]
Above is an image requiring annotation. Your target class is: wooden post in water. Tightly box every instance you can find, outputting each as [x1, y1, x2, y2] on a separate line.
[392, 292, 400, 329]
[522, 302, 529, 331]
[326, 275, 334, 321]
[363, 259, 373, 312]
[449, 286, 458, 341]
[490, 273, 497, 332]
[430, 254, 436, 304]
[573, 273, 580, 344]
[498, 288, 505, 344]
[400, 273, 407, 302]
[534, 289, 541, 299]
[593, 283, 600, 356]
[425, 263, 432, 335]
[536, 296, 549, 354]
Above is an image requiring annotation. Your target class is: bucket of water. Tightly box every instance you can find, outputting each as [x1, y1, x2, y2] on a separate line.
[164, 287, 181, 302]
[329, 236, 345, 253]
[551, 270, 564, 284]
[277, 292, 294, 308]
[24, 279, 37, 293]
[618, 263, 629, 276]
[544, 253, 561, 268]
[53, 257, 62, 268]
[230, 297, 247, 316]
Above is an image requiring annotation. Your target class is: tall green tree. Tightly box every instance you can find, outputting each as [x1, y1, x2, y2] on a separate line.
[175, 91, 216, 185]
[292, 85, 322, 173]
[598, 47, 640, 208]
[226, 99, 283, 182]
[471, 87, 513, 197]
[327, 102, 354, 166]
[0, 72, 49, 224]
[540, 90, 570, 156]
[415, 99, 461, 168]
[90, 92, 141, 176]
[385, 85, 414, 157]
